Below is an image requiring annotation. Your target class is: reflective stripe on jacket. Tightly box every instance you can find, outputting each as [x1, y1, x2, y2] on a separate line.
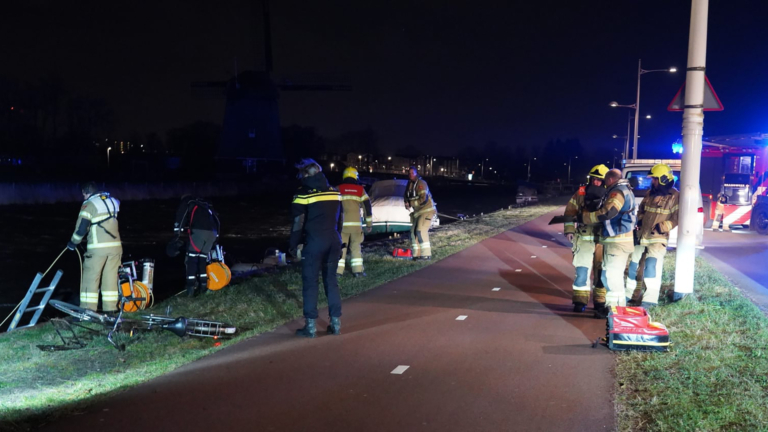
[337, 179, 373, 232]
[71, 192, 122, 254]
[637, 187, 679, 245]
[582, 180, 636, 243]
[563, 187, 601, 241]
[404, 177, 435, 216]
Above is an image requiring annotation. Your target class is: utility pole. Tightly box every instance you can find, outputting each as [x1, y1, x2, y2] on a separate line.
[633, 59, 642, 159]
[674, 0, 709, 300]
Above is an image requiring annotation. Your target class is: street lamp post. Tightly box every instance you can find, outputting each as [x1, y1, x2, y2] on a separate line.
[566, 156, 578, 184]
[527, 157, 536, 182]
[628, 60, 676, 159]
[107, 147, 112, 168]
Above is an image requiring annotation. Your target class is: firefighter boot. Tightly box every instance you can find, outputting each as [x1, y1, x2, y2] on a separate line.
[573, 302, 587, 313]
[327, 317, 341, 335]
[295, 318, 317, 338]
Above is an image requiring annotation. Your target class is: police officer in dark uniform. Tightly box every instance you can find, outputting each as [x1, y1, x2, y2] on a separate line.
[174, 195, 220, 297]
[290, 159, 344, 338]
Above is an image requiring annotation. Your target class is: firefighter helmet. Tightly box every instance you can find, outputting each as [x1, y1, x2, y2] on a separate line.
[343, 166, 359, 180]
[648, 164, 674, 185]
[206, 261, 231, 290]
[588, 164, 609, 179]
[294, 158, 322, 179]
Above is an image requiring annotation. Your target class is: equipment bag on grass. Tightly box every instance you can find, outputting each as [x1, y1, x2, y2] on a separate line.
[606, 306, 670, 352]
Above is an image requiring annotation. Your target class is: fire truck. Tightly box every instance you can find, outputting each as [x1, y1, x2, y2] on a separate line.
[699, 133, 768, 233]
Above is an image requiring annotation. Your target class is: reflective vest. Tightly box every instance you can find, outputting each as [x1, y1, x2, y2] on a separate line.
[71, 192, 122, 254]
[602, 183, 636, 238]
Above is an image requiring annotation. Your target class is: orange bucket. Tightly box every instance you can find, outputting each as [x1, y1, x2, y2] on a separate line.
[206, 262, 231, 290]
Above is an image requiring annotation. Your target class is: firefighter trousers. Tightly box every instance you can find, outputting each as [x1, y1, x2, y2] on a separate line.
[714, 209, 730, 231]
[186, 229, 216, 293]
[338, 230, 364, 274]
[625, 243, 667, 305]
[81, 252, 121, 312]
[410, 210, 435, 258]
[302, 238, 343, 319]
[570, 235, 605, 306]
[602, 241, 634, 307]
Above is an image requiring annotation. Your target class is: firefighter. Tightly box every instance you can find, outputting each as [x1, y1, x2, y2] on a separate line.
[174, 195, 220, 297]
[563, 164, 608, 312]
[290, 159, 344, 337]
[66, 182, 122, 312]
[337, 166, 373, 277]
[578, 169, 636, 317]
[713, 191, 729, 232]
[404, 166, 436, 260]
[625, 164, 679, 307]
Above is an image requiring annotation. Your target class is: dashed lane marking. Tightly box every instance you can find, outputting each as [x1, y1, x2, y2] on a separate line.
[456, 315, 468, 321]
[391, 366, 410, 374]
[492, 287, 501, 291]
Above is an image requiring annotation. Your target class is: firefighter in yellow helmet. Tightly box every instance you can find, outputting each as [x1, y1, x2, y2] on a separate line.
[337, 167, 373, 277]
[626, 164, 679, 307]
[404, 166, 436, 260]
[563, 164, 608, 312]
[66, 182, 122, 312]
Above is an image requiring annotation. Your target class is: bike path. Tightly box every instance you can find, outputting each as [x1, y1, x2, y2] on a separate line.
[42, 210, 615, 432]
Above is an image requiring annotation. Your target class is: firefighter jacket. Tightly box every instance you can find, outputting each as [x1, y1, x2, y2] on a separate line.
[290, 172, 343, 250]
[70, 192, 122, 255]
[404, 177, 436, 216]
[563, 185, 605, 241]
[636, 185, 679, 245]
[337, 178, 373, 232]
[580, 179, 636, 243]
[174, 197, 220, 235]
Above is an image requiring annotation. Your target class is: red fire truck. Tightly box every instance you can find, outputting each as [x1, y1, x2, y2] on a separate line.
[699, 133, 768, 233]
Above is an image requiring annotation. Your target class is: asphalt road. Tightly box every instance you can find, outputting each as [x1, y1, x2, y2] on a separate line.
[40, 210, 615, 432]
[701, 228, 768, 311]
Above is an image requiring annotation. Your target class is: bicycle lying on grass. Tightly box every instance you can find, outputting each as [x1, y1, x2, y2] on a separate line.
[48, 298, 237, 351]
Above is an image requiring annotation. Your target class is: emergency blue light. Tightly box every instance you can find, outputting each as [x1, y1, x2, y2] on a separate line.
[672, 142, 684, 154]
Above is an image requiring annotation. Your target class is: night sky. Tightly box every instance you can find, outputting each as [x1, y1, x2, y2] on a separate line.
[3, 0, 768, 157]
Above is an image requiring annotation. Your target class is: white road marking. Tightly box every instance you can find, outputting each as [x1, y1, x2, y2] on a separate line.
[391, 365, 410, 374]
[492, 287, 501, 291]
[515, 269, 522, 272]
[531, 255, 537, 258]
[542, 245, 548, 248]
[456, 315, 468, 320]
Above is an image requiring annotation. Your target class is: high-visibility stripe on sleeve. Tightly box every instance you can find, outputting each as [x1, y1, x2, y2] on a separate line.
[79, 211, 92, 220]
[293, 192, 341, 205]
[343, 222, 363, 226]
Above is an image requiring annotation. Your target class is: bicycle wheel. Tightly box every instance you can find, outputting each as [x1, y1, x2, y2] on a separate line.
[49, 300, 113, 325]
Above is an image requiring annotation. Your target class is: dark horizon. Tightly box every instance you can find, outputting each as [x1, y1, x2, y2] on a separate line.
[3, 1, 768, 158]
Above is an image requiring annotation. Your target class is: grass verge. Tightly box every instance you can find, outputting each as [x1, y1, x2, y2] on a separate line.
[0, 201, 562, 430]
[616, 251, 768, 431]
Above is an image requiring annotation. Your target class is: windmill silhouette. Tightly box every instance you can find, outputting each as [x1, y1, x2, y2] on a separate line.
[192, 0, 350, 174]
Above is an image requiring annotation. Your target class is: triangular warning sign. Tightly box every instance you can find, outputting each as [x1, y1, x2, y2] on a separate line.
[668, 75, 723, 111]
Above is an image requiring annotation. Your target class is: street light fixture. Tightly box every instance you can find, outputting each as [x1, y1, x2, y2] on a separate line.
[330, 163, 335, 171]
[107, 147, 112, 168]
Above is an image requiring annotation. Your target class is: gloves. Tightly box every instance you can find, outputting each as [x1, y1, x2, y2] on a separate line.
[576, 213, 584, 224]
[66, 241, 77, 251]
[652, 223, 663, 235]
[565, 233, 574, 243]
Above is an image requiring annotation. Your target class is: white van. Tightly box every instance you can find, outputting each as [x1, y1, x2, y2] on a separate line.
[622, 159, 704, 251]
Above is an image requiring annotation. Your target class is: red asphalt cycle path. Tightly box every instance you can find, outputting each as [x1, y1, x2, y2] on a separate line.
[41, 209, 614, 432]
